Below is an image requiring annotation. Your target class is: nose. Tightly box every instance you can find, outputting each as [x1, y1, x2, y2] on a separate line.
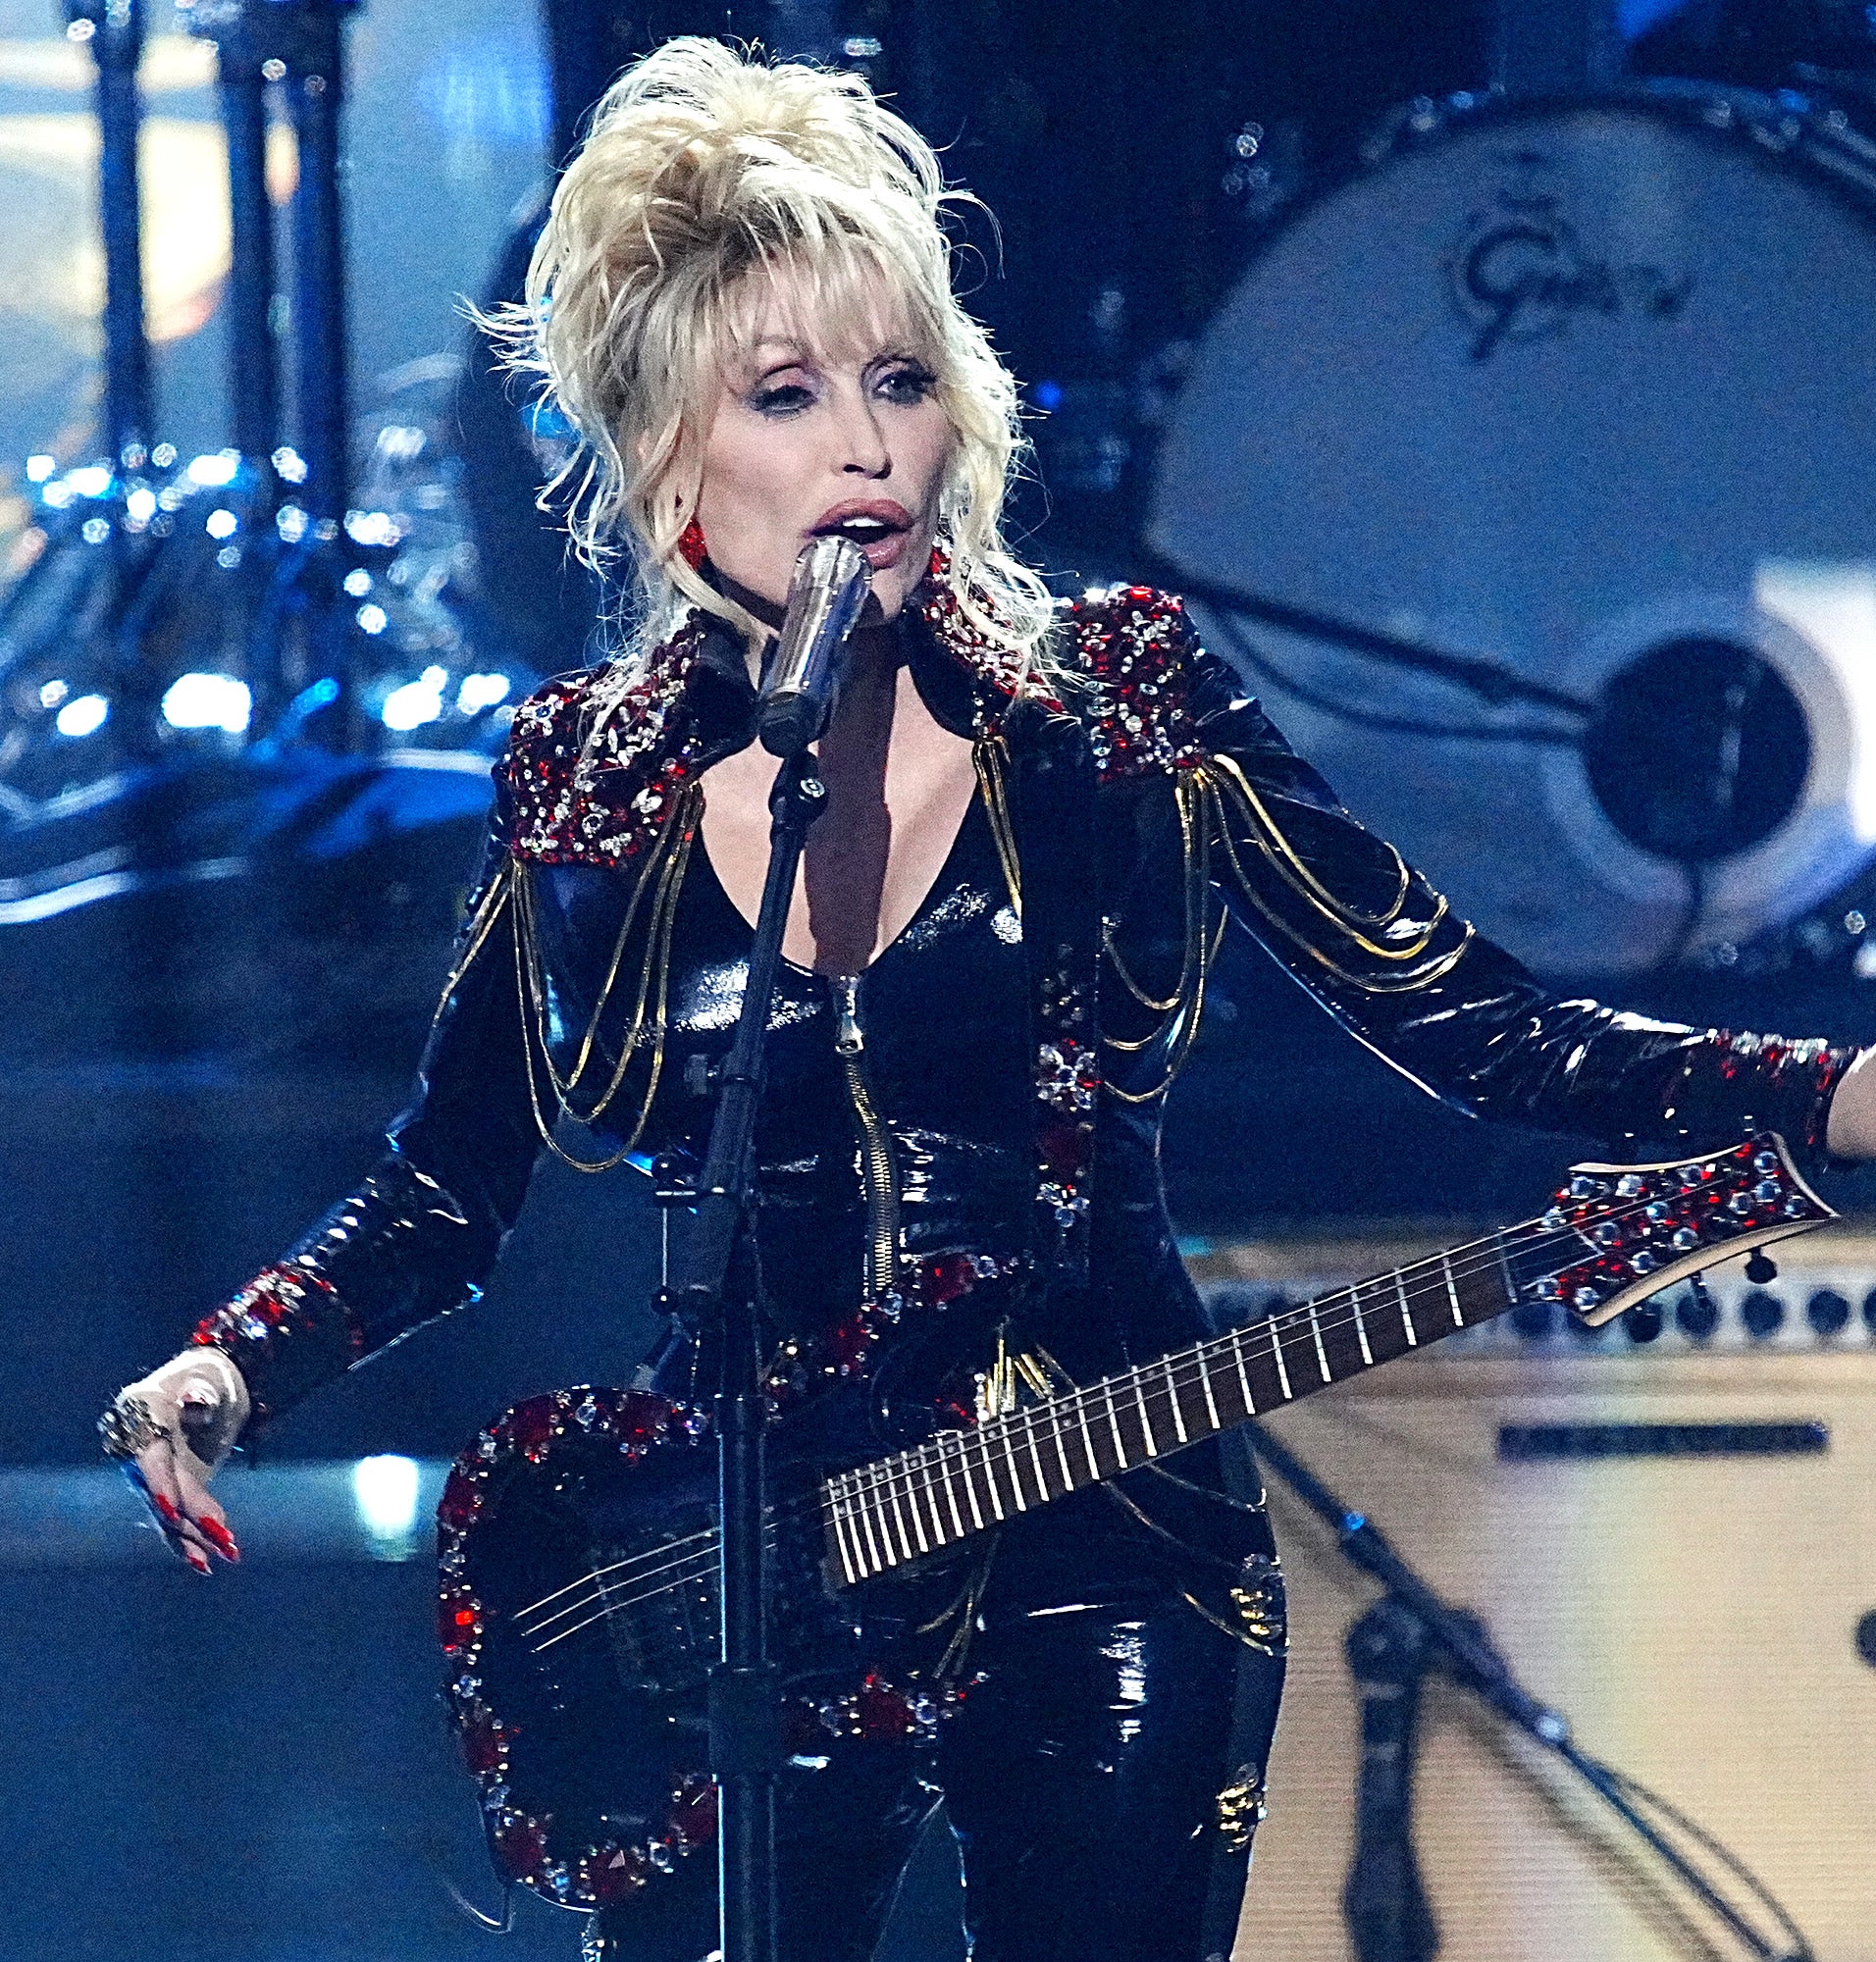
[831, 385, 891, 481]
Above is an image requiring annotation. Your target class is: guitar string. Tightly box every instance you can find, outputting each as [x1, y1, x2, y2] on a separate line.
[532, 1180, 1711, 1642]
[517, 1523, 785, 1636]
[526, 1531, 790, 1651]
[520, 1174, 1786, 1628]
[528, 1192, 1794, 1650]
[516, 1204, 1571, 1630]
[514, 1172, 1782, 1634]
[819, 1179, 1772, 1564]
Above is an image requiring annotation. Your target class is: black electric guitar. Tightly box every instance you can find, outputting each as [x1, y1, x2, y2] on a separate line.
[434, 1137, 1832, 1915]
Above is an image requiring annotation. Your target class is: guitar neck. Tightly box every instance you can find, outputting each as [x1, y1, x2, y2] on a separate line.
[823, 1223, 1536, 1585]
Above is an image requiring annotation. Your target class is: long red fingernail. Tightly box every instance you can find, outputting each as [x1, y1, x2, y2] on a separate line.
[151, 1494, 180, 1523]
[200, 1519, 240, 1560]
[185, 1548, 210, 1575]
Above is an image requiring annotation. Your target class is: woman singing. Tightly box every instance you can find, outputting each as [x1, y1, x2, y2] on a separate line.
[101, 37, 1876, 1962]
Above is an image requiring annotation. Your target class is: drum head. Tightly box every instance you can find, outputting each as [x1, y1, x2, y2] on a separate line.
[1150, 88, 1876, 975]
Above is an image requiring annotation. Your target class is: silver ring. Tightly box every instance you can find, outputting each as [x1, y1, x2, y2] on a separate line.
[98, 1395, 171, 1461]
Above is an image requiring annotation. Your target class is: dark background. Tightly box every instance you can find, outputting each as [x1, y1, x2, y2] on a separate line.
[11, 7, 1876, 1961]
[12, 0, 1876, 1471]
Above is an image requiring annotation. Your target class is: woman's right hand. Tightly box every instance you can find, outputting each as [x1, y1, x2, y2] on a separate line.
[99, 1347, 249, 1573]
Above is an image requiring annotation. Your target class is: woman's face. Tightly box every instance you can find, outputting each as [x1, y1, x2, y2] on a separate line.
[692, 270, 955, 624]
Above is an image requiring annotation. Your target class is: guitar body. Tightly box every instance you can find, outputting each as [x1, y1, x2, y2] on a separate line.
[436, 1137, 1836, 1916]
[437, 1366, 984, 1914]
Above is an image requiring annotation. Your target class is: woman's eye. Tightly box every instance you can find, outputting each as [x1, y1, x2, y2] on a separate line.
[877, 366, 936, 405]
[750, 382, 814, 415]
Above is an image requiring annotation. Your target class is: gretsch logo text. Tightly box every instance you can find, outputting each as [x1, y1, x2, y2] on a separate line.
[1449, 165, 1692, 362]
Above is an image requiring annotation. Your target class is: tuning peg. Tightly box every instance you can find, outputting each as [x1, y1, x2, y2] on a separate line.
[1745, 1251, 1778, 1285]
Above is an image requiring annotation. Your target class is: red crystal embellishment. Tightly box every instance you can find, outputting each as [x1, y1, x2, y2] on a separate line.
[438, 1587, 482, 1652]
[461, 1708, 508, 1776]
[437, 1468, 483, 1531]
[669, 1775, 718, 1849]
[493, 1817, 548, 1883]
[854, 1672, 916, 1740]
[584, 1842, 650, 1905]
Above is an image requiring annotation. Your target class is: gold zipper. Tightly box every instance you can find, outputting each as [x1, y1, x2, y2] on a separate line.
[831, 974, 901, 1300]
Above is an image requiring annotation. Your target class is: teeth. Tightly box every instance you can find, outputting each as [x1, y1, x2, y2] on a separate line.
[833, 517, 890, 539]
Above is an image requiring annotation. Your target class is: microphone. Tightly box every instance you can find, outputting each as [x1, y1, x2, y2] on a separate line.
[758, 535, 872, 757]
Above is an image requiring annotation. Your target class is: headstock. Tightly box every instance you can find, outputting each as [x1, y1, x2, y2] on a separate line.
[1528, 1134, 1835, 1328]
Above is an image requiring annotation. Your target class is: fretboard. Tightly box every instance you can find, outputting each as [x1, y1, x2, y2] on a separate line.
[822, 1224, 1538, 1585]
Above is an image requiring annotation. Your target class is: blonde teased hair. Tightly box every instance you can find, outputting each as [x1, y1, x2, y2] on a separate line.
[483, 36, 1060, 685]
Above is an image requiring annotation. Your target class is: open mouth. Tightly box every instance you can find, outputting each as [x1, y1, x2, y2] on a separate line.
[808, 501, 914, 569]
[818, 514, 899, 544]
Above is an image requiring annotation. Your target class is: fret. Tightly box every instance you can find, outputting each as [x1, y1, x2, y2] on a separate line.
[854, 1474, 886, 1575]
[1463, 1236, 1516, 1325]
[1495, 1231, 1519, 1307]
[1266, 1320, 1294, 1402]
[1023, 1407, 1054, 1501]
[830, 1492, 859, 1584]
[1230, 1327, 1257, 1416]
[1416, 1262, 1457, 1338]
[1350, 1282, 1375, 1367]
[1165, 1357, 1190, 1445]
[899, 1459, 931, 1555]
[976, 1433, 1007, 1522]
[1441, 1250, 1465, 1327]
[937, 1442, 966, 1540]
[1105, 1379, 1130, 1470]
[959, 1441, 986, 1532]
[1491, 1232, 1538, 1326]
[895, 1475, 922, 1554]
[1197, 1347, 1221, 1432]
[1306, 1301, 1332, 1384]
[1133, 1375, 1161, 1458]
[1048, 1405, 1076, 1493]
[1395, 1270, 1419, 1347]
[1076, 1393, 1103, 1483]
[1200, 1336, 1248, 1427]
[1005, 1420, 1036, 1507]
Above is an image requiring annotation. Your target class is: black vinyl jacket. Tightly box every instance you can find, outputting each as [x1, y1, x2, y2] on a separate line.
[188, 582, 1850, 1430]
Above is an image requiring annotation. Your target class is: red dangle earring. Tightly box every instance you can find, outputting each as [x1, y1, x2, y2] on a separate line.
[677, 516, 707, 570]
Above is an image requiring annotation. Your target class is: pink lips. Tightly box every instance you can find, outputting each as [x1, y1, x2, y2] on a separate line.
[808, 498, 914, 573]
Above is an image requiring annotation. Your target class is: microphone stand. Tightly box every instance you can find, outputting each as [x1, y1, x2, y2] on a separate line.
[1244, 1420, 1813, 1962]
[668, 743, 831, 1962]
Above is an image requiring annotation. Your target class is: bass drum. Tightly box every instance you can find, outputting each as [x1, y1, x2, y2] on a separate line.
[1149, 83, 1876, 978]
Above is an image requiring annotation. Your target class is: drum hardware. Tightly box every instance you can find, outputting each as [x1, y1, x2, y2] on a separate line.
[1244, 1418, 1816, 1962]
[1141, 557, 1593, 733]
[1150, 563, 1752, 970]
[0, 0, 529, 831]
[63, 0, 152, 479]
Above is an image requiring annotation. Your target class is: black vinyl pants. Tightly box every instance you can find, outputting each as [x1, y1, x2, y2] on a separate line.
[588, 1539, 1287, 1962]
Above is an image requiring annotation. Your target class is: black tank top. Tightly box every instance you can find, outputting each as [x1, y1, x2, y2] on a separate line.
[647, 786, 1036, 1348]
